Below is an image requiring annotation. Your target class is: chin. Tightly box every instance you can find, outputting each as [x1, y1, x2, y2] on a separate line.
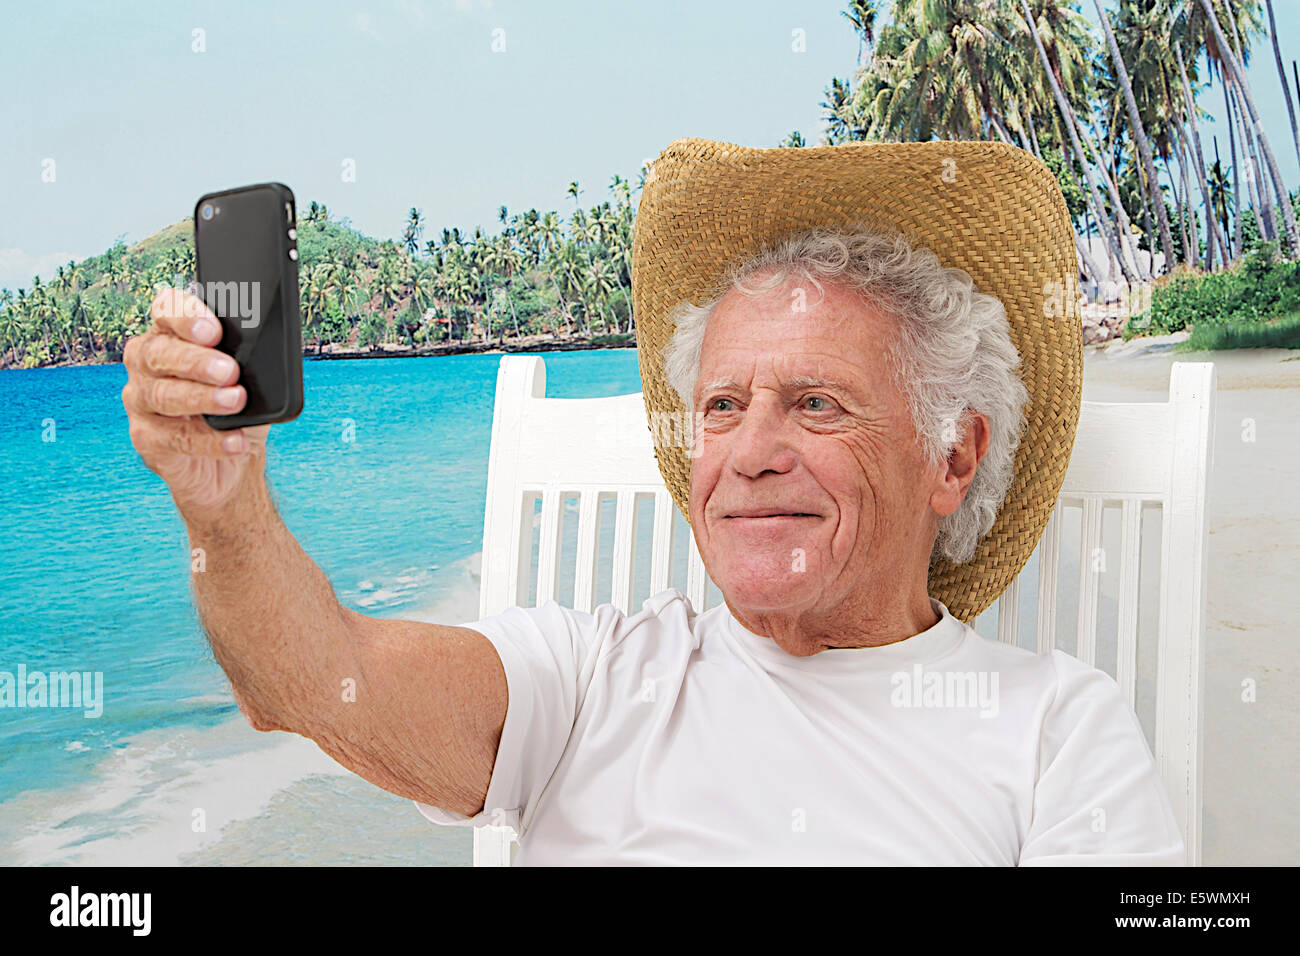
[712, 559, 814, 611]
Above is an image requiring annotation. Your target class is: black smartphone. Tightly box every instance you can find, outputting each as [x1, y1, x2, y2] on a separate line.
[193, 182, 303, 430]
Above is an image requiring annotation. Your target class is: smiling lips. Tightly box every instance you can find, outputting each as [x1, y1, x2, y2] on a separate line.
[724, 509, 819, 519]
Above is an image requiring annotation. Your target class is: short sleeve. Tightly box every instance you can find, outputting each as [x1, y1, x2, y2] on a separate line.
[413, 599, 616, 836]
[1018, 651, 1186, 866]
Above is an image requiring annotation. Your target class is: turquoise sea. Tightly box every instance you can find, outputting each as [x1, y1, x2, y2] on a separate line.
[0, 349, 642, 865]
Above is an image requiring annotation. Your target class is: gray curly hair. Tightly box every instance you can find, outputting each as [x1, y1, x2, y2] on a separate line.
[662, 227, 1029, 565]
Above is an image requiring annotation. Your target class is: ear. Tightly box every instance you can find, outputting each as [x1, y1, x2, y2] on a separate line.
[929, 409, 991, 518]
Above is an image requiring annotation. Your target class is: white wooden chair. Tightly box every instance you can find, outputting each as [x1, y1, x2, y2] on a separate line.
[470, 355, 1215, 866]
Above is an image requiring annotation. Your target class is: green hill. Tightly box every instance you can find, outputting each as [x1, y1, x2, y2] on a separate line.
[1, 185, 638, 368]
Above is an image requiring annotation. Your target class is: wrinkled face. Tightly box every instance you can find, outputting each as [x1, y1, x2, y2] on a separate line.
[687, 274, 944, 623]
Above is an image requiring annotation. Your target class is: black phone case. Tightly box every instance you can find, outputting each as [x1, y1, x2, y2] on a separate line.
[194, 182, 303, 430]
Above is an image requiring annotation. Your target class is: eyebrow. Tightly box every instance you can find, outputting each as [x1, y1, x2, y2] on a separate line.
[787, 375, 856, 392]
[699, 375, 858, 394]
[699, 378, 740, 393]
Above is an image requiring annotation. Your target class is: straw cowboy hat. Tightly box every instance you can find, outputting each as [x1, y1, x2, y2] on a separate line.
[630, 137, 1083, 623]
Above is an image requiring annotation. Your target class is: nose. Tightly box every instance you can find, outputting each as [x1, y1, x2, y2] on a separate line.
[725, 393, 798, 479]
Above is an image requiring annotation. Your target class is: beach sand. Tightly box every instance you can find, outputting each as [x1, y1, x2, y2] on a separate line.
[1082, 337, 1300, 865]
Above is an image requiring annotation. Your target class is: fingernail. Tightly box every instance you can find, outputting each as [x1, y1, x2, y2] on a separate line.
[206, 356, 236, 380]
[192, 318, 219, 340]
[215, 387, 242, 408]
[222, 433, 244, 453]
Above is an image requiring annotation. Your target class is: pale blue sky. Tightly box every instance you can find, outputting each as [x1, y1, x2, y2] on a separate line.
[3, 0, 1299, 291]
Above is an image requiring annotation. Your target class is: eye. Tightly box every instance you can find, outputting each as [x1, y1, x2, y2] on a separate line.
[708, 397, 736, 412]
[802, 394, 834, 411]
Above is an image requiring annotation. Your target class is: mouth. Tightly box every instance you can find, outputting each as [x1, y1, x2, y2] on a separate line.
[724, 511, 819, 519]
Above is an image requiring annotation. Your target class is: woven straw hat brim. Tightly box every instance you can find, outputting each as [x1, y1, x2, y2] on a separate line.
[631, 137, 1082, 623]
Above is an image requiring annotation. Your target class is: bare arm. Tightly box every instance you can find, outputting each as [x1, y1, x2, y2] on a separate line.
[125, 289, 506, 815]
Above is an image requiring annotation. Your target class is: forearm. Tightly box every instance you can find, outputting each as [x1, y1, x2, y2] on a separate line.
[182, 456, 354, 736]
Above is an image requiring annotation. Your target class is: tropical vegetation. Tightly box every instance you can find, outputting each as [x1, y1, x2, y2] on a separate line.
[4, 0, 1299, 367]
[0, 177, 639, 368]
[818, 0, 1300, 346]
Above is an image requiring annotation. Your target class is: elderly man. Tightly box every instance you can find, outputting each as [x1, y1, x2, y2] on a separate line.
[122, 138, 1184, 865]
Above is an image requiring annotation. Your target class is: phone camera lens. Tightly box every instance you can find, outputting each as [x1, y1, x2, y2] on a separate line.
[201, 204, 214, 220]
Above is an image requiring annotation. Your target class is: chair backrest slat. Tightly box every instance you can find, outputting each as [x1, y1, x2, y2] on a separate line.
[1074, 495, 1104, 667]
[573, 489, 600, 614]
[1115, 497, 1143, 706]
[996, 576, 1020, 646]
[686, 535, 709, 611]
[1035, 509, 1061, 655]
[650, 490, 675, 595]
[508, 493, 531, 617]
[610, 489, 637, 613]
[536, 488, 562, 604]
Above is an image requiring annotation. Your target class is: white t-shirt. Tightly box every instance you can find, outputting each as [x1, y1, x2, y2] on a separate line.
[416, 588, 1185, 866]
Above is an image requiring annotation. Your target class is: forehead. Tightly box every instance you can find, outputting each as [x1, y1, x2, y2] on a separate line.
[698, 275, 897, 385]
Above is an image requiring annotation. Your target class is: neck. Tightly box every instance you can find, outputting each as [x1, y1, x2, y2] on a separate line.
[727, 583, 940, 658]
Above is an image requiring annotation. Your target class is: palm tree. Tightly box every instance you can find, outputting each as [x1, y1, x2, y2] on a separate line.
[857, 0, 1134, 277]
[1208, 151, 1232, 249]
[1197, 0, 1298, 257]
[483, 233, 523, 339]
[109, 253, 131, 295]
[609, 175, 631, 212]
[373, 249, 405, 312]
[568, 207, 589, 245]
[536, 212, 572, 335]
[1000, 2, 1102, 257]
[821, 77, 858, 145]
[1, 288, 22, 366]
[403, 207, 424, 256]
[67, 291, 93, 358]
[517, 207, 543, 267]
[604, 196, 635, 328]
[781, 130, 806, 147]
[536, 210, 562, 258]
[1094, 0, 1175, 272]
[842, 0, 878, 73]
[863, 0, 1028, 142]
[1216, 63, 1260, 248]
[1172, 39, 1230, 267]
[1263, 0, 1300, 169]
[555, 242, 593, 334]
[584, 255, 619, 333]
[301, 263, 334, 347]
[1112, 0, 1214, 267]
[1019, 0, 1142, 283]
[1224, 1, 1282, 245]
[442, 253, 479, 343]
[30, 279, 75, 364]
[408, 262, 433, 313]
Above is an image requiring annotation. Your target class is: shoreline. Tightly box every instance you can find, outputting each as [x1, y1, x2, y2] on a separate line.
[1, 334, 637, 371]
[8, 324, 1297, 371]
[309, 334, 636, 361]
[0, 554, 487, 865]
